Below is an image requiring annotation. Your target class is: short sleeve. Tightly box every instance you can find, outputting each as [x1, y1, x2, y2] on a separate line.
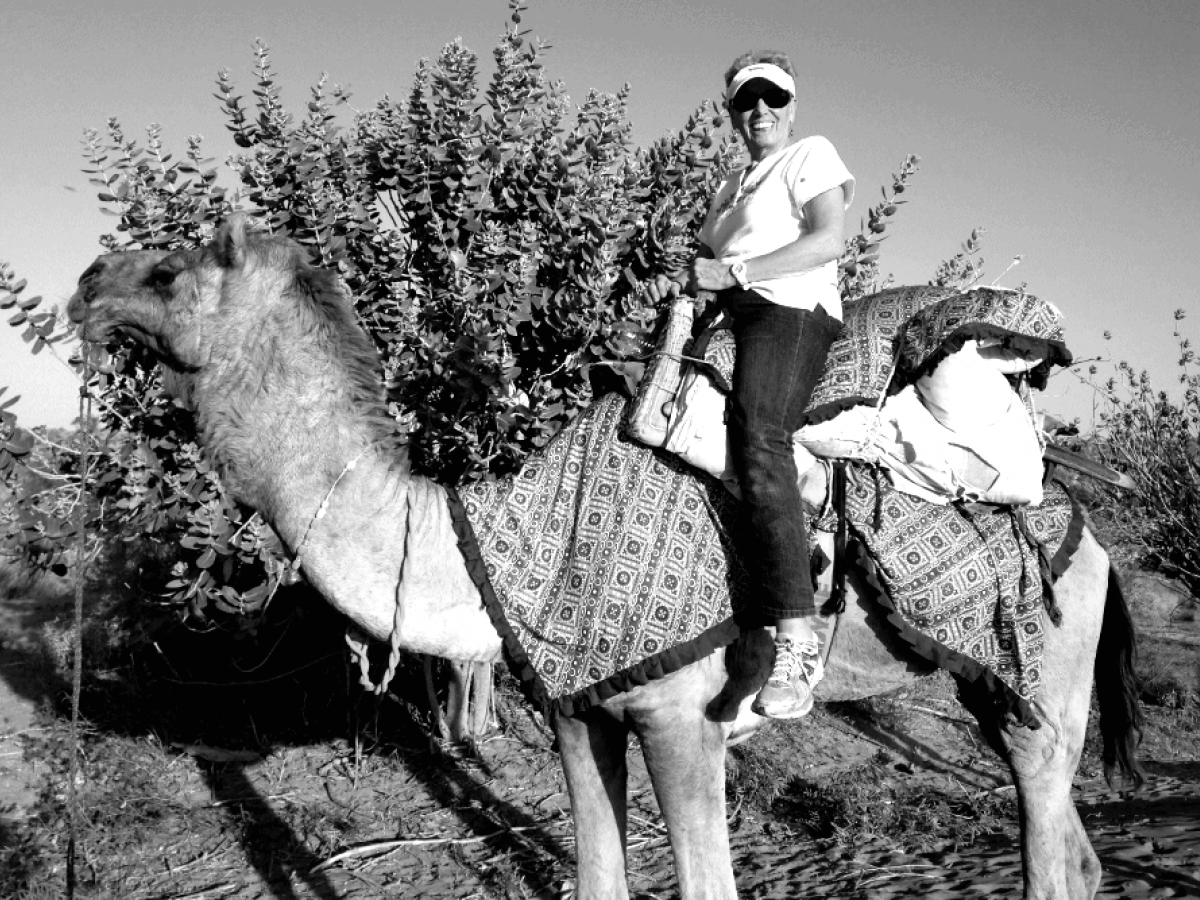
[787, 136, 855, 212]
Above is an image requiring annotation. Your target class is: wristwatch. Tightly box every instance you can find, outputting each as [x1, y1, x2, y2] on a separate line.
[729, 259, 750, 290]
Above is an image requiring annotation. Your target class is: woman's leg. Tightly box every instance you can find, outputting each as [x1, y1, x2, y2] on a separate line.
[726, 293, 841, 717]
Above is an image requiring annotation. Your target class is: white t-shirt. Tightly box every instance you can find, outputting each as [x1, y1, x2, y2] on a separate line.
[699, 135, 855, 317]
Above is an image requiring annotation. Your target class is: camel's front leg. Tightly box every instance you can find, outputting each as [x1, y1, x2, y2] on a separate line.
[632, 660, 737, 900]
[555, 709, 632, 900]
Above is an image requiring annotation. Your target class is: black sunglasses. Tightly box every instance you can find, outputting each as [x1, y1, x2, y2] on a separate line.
[729, 84, 792, 113]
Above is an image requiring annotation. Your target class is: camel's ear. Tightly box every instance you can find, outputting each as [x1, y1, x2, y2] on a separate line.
[213, 213, 249, 269]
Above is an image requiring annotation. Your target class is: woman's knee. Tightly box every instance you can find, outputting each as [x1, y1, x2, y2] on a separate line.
[733, 425, 797, 496]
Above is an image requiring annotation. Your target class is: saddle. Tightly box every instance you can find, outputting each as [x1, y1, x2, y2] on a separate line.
[624, 285, 1073, 508]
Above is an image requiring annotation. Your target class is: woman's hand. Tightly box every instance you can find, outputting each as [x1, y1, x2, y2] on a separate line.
[645, 245, 730, 305]
[645, 272, 685, 305]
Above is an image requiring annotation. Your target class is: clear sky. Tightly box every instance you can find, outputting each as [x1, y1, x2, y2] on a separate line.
[2, 0, 1197, 430]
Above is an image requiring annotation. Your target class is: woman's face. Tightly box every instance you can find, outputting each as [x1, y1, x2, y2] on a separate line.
[728, 76, 795, 161]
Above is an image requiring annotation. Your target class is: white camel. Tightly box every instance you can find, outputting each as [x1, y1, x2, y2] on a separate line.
[68, 216, 1141, 899]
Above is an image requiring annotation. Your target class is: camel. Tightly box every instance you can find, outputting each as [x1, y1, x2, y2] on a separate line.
[68, 216, 1141, 900]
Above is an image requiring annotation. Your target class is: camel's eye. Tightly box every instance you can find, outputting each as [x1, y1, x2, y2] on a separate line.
[148, 266, 176, 290]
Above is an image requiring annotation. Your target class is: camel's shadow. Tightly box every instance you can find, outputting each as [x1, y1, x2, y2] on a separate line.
[0, 555, 572, 898]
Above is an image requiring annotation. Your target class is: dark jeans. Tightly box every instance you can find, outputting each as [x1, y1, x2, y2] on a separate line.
[724, 289, 842, 620]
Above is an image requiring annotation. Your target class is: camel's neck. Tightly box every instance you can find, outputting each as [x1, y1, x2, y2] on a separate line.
[289, 463, 500, 662]
[185, 305, 500, 662]
[190, 303, 383, 526]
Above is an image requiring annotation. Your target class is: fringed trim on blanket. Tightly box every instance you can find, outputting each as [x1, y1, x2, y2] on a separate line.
[445, 486, 553, 716]
[1048, 481, 1087, 581]
[1015, 478, 1088, 625]
[898, 322, 1073, 391]
[444, 485, 740, 719]
[846, 537, 1041, 727]
[553, 617, 740, 717]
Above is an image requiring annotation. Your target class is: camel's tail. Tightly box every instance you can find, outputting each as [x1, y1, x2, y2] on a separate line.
[1095, 565, 1144, 791]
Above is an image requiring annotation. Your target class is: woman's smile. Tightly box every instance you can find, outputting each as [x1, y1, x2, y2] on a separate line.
[738, 104, 794, 159]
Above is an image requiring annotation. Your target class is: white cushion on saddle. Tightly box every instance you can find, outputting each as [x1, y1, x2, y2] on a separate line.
[794, 405, 883, 462]
[871, 386, 1044, 506]
[662, 368, 819, 500]
[916, 339, 1042, 431]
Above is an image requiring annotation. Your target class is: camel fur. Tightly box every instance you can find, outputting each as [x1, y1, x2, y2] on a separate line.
[69, 216, 1141, 900]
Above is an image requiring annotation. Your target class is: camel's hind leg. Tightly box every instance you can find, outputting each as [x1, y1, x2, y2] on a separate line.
[1001, 685, 1101, 899]
[555, 709, 632, 900]
[988, 530, 1111, 899]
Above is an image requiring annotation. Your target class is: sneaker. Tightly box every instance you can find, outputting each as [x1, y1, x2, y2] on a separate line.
[751, 634, 824, 720]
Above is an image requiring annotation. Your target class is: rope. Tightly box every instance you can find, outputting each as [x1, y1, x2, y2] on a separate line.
[648, 350, 711, 367]
[262, 449, 367, 612]
[345, 487, 410, 695]
[66, 340, 95, 899]
[252, 443, 409, 696]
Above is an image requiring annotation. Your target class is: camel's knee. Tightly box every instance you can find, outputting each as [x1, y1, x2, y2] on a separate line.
[1005, 704, 1090, 782]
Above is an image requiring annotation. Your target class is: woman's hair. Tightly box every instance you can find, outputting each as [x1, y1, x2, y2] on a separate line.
[723, 50, 797, 89]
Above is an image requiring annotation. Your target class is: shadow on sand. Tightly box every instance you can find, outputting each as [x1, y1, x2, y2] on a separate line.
[0, 558, 573, 898]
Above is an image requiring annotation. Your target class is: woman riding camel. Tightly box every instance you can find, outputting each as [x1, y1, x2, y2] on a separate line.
[648, 50, 855, 719]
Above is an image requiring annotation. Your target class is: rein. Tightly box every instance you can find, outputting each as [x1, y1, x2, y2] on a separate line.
[67, 334, 99, 899]
[345, 486, 410, 697]
[262, 448, 367, 611]
[275, 446, 409, 697]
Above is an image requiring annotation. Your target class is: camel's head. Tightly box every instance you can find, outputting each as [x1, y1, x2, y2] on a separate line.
[70, 215, 389, 436]
[68, 215, 280, 371]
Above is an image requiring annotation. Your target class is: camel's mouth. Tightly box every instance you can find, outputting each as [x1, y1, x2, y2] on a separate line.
[66, 295, 120, 344]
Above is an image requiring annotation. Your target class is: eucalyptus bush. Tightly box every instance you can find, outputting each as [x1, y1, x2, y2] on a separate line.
[2, 1, 919, 623]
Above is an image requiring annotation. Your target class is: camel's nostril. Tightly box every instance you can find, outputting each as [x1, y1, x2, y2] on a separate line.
[78, 262, 104, 286]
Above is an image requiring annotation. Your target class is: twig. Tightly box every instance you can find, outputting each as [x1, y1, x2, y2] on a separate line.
[151, 883, 237, 900]
[854, 862, 939, 889]
[163, 838, 235, 875]
[628, 813, 667, 833]
[208, 792, 294, 808]
[904, 703, 974, 725]
[26, 429, 82, 455]
[312, 824, 551, 872]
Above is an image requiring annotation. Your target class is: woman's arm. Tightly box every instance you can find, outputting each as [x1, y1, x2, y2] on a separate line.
[689, 184, 846, 292]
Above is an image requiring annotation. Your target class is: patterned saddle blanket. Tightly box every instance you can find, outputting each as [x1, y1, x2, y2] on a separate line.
[446, 391, 1082, 722]
[448, 394, 748, 716]
[813, 466, 1082, 723]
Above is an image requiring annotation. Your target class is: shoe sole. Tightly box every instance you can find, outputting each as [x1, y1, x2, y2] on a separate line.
[751, 696, 814, 720]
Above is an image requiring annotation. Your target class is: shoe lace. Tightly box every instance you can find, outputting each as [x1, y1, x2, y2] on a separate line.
[770, 637, 820, 685]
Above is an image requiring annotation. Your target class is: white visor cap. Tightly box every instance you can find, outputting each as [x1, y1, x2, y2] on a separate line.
[726, 63, 796, 103]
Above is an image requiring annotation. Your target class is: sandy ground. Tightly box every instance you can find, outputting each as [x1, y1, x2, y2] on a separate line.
[0, 571, 1197, 898]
